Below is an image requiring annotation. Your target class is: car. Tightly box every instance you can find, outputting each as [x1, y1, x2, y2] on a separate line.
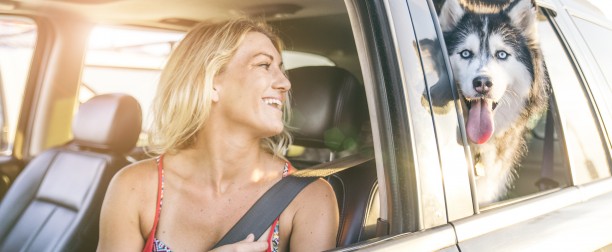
[0, 0, 611, 251]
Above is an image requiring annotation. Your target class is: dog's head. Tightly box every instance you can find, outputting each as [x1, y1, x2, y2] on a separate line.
[439, 0, 537, 144]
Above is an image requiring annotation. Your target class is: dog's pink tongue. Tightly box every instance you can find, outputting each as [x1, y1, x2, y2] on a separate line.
[467, 99, 494, 144]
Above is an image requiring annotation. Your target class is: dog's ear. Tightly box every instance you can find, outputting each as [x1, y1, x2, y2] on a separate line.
[438, 0, 465, 32]
[504, 0, 537, 38]
[433, 0, 446, 14]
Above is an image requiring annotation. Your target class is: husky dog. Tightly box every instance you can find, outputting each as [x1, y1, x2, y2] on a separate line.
[438, 0, 549, 205]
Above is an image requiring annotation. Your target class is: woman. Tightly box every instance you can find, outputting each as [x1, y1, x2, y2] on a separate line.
[97, 18, 339, 252]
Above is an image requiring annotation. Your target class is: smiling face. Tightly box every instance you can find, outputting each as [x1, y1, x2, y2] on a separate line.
[212, 31, 291, 139]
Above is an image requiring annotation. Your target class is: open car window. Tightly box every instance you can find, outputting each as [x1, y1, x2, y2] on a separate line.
[80, 26, 339, 147]
[0, 16, 36, 154]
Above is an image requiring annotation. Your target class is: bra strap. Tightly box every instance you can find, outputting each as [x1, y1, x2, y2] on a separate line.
[142, 155, 164, 252]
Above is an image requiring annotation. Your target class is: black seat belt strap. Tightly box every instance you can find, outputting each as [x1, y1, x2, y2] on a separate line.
[212, 176, 316, 248]
[212, 150, 374, 249]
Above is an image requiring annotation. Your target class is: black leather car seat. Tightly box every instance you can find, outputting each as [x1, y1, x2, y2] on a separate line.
[287, 66, 379, 246]
[0, 93, 141, 252]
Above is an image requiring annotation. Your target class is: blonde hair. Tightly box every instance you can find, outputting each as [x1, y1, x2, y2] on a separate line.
[147, 18, 292, 157]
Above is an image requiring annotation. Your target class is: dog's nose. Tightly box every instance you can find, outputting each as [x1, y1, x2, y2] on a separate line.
[473, 76, 492, 94]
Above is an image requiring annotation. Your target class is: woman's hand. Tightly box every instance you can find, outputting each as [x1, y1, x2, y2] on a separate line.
[209, 234, 268, 252]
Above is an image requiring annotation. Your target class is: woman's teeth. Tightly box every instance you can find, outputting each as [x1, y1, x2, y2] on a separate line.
[263, 98, 282, 109]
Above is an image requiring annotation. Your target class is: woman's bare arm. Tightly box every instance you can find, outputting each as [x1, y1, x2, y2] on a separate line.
[289, 178, 339, 251]
[97, 162, 154, 251]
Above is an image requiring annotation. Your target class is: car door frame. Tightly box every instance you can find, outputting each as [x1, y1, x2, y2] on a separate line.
[338, 0, 467, 250]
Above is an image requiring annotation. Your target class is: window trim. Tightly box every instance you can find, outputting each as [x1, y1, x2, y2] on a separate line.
[346, 0, 424, 235]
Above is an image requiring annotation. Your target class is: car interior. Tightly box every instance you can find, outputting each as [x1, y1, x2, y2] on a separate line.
[286, 65, 378, 246]
[0, 94, 141, 251]
[0, 0, 381, 250]
[0, 0, 596, 250]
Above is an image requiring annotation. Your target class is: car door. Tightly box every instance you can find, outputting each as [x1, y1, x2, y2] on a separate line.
[336, 0, 612, 251]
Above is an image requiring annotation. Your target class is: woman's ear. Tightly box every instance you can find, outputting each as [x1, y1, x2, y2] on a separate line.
[212, 86, 220, 102]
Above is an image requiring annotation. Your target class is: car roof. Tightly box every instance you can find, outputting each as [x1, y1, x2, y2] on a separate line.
[4, 0, 348, 30]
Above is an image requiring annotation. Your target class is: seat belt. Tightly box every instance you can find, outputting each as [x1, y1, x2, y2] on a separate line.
[291, 151, 374, 178]
[535, 98, 559, 191]
[212, 151, 374, 249]
[212, 176, 317, 248]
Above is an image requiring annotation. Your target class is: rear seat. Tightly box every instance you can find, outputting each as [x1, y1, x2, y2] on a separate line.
[287, 66, 379, 246]
[0, 93, 141, 251]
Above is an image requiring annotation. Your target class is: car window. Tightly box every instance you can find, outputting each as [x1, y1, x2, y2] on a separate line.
[428, 3, 609, 220]
[498, 10, 572, 202]
[476, 8, 612, 206]
[14, 0, 379, 246]
[282, 51, 335, 69]
[572, 17, 612, 87]
[81, 26, 184, 146]
[569, 16, 612, 166]
[540, 11, 611, 183]
[433, 8, 583, 209]
[81, 26, 338, 147]
[0, 16, 36, 155]
[1, 1, 382, 248]
[493, 7, 612, 202]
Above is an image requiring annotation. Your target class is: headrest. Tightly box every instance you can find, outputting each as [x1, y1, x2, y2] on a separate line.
[72, 93, 142, 153]
[288, 66, 367, 151]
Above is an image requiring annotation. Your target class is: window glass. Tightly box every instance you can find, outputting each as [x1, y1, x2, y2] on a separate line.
[0, 16, 36, 154]
[571, 17, 612, 87]
[81, 26, 184, 146]
[495, 11, 572, 201]
[508, 108, 567, 198]
[570, 16, 612, 160]
[430, 8, 569, 209]
[416, 20, 472, 220]
[82, 26, 339, 147]
[282, 51, 335, 69]
[539, 12, 610, 184]
[402, 0, 458, 225]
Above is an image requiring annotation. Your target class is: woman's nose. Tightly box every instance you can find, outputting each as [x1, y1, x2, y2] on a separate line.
[274, 70, 291, 91]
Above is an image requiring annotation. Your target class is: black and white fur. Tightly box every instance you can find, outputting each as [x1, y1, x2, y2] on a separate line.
[438, 0, 549, 205]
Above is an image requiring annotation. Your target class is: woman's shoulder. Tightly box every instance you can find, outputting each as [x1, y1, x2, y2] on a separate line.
[99, 157, 160, 247]
[283, 160, 335, 203]
[109, 157, 159, 193]
[301, 178, 336, 200]
[117, 157, 157, 177]
[284, 177, 339, 250]
[289, 177, 337, 213]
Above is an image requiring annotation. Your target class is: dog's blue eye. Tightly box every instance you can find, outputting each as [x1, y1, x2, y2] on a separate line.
[459, 50, 473, 59]
[496, 50, 509, 60]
